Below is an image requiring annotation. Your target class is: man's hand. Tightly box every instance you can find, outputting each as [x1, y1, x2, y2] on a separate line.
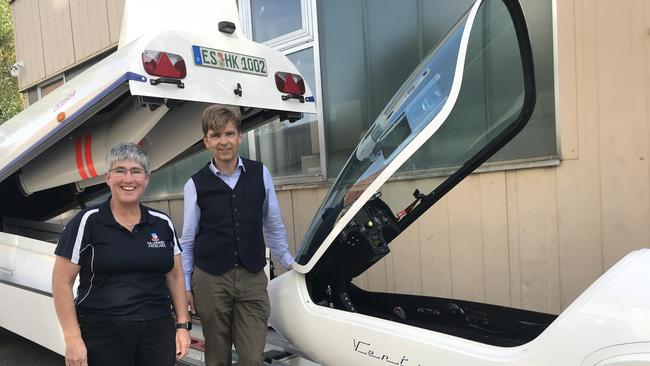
[186, 291, 196, 314]
[64, 335, 88, 366]
[175, 329, 192, 360]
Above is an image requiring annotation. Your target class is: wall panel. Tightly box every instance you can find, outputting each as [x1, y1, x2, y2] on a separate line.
[511, 168, 561, 313]
[38, 0, 74, 75]
[69, 0, 111, 61]
[479, 172, 510, 307]
[11, 0, 45, 88]
[446, 175, 485, 302]
[106, 0, 125, 44]
[505, 170, 522, 309]
[290, 187, 328, 253]
[382, 180, 422, 295]
[168, 199, 184, 236]
[596, 0, 650, 269]
[555, 0, 604, 309]
[418, 193, 453, 298]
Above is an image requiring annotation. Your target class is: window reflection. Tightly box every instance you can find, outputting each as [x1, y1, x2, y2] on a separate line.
[251, 0, 303, 43]
[254, 47, 321, 177]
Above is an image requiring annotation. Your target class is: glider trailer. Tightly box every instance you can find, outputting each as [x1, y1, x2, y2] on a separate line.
[0, 0, 315, 363]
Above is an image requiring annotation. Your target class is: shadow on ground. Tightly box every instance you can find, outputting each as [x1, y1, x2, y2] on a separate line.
[0, 327, 63, 366]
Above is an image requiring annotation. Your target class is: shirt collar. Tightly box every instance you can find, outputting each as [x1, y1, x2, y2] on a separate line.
[97, 197, 152, 226]
[209, 155, 246, 176]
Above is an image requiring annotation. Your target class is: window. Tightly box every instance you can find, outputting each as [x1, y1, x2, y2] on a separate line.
[318, 0, 555, 177]
[37, 75, 65, 99]
[240, 0, 324, 181]
[143, 139, 251, 201]
[240, 0, 314, 51]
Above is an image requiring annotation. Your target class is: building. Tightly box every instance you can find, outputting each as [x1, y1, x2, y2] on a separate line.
[8, 0, 649, 315]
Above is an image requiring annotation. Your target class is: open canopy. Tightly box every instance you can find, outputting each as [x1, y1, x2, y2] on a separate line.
[293, 0, 535, 274]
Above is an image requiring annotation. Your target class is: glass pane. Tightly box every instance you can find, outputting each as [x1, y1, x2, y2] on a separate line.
[404, 0, 524, 171]
[251, 0, 303, 43]
[254, 47, 320, 177]
[40, 78, 64, 98]
[144, 138, 250, 200]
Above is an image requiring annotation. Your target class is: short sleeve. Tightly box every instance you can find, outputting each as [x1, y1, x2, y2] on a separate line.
[54, 209, 98, 264]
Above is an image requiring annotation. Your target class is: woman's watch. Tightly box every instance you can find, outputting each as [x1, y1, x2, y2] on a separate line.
[176, 322, 192, 330]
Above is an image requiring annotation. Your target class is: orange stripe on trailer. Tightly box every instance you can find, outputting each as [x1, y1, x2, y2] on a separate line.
[84, 133, 98, 177]
[75, 137, 89, 180]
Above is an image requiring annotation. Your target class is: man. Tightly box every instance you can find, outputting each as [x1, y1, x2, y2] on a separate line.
[180, 105, 294, 366]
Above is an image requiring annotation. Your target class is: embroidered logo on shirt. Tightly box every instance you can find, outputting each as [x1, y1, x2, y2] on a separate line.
[147, 232, 166, 248]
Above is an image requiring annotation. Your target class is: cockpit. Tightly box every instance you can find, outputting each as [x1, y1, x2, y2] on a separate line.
[292, 0, 556, 347]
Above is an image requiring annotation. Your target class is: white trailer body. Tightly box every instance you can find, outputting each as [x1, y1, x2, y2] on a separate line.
[0, 0, 316, 357]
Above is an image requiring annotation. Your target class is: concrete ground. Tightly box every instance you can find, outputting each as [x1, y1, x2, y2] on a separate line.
[0, 327, 63, 366]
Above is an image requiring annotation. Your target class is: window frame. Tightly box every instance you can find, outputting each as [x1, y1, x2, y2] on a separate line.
[37, 74, 65, 100]
[239, 0, 314, 52]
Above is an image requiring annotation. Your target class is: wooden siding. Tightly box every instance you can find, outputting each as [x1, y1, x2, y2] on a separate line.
[106, 0, 125, 44]
[38, 0, 75, 76]
[11, 0, 46, 87]
[69, 0, 111, 61]
[10, 0, 125, 90]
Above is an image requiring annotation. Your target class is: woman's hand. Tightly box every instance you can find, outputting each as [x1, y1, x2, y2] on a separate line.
[64, 335, 88, 366]
[175, 329, 192, 360]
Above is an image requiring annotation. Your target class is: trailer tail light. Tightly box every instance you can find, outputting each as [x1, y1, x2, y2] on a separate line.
[275, 72, 305, 96]
[142, 50, 187, 79]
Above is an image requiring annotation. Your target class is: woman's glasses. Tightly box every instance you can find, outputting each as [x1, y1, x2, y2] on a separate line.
[109, 167, 146, 178]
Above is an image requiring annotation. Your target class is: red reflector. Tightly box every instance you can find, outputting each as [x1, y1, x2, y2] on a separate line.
[275, 72, 305, 95]
[142, 50, 187, 79]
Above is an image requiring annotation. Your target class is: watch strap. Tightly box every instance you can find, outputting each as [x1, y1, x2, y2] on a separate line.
[175, 322, 192, 330]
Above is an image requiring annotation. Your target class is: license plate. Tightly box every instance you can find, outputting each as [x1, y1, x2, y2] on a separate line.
[192, 45, 267, 76]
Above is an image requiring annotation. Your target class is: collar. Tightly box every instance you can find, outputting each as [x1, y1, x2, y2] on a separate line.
[209, 155, 246, 176]
[96, 198, 153, 227]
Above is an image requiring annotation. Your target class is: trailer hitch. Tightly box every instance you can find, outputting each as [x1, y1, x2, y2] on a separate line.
[150, 77, 185, 89]
[281, 93, 305, 103]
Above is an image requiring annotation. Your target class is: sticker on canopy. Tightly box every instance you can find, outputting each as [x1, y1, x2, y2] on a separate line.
[192, 45, 267, 76]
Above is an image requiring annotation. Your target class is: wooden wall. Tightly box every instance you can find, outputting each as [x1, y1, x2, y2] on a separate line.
[10, 0, 125, 90]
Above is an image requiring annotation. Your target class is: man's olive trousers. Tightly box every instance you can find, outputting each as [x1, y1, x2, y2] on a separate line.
[192, 266, 270, 366]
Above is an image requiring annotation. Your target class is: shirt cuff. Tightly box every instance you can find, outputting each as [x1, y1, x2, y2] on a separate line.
[184, 273, 192, 291]
[279, 254, 295, 270]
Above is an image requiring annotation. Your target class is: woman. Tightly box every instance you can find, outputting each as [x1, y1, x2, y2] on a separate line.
[52, 143, 191, 366]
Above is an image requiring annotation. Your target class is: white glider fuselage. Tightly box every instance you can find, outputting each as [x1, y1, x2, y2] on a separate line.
[270, 250, 650, 365]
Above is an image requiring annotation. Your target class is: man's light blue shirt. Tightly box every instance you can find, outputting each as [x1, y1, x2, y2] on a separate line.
[180, 156, 294, 290]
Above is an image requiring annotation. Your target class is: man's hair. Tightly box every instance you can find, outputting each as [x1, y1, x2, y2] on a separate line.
[201, 105, 241, 135]
[105, 142, 151, 174]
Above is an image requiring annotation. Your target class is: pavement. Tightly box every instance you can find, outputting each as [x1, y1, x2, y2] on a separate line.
[0, 327, 63, 366]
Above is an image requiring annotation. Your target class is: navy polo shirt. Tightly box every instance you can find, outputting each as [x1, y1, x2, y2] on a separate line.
[55, 199, 181, 321]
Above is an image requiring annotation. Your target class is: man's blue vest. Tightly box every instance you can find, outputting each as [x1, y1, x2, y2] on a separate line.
[191, 158, 266, 276]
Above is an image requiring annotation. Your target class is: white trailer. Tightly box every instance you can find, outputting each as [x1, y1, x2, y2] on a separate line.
[0, 0, 315, 362]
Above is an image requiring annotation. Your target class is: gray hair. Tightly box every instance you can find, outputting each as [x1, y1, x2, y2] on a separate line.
[105, 143, 151, 174]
